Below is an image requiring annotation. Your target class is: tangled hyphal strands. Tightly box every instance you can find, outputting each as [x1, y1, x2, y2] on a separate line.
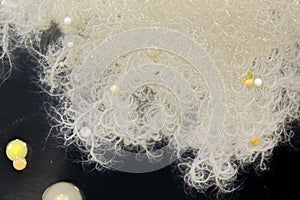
[1, 0, 299, 193]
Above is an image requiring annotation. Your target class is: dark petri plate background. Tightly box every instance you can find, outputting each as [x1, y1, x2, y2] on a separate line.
[0, 51, 299, 200]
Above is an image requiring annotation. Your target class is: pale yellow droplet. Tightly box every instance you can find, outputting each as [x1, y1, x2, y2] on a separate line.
[262, 37, 268, 43]
[147, 49, 161, 59]
[110, 85, 119, 94]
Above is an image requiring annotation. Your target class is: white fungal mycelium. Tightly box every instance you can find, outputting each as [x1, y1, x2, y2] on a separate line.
[1, 0, 299, 193]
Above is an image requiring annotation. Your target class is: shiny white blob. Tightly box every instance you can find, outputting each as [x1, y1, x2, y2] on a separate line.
[42, 182, 83, 200]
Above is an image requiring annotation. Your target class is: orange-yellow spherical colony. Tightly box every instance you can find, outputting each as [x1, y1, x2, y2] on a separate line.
[6, 139, 28, 170]
[13, 158, 27, 171]
[251, 137, 261, 147]
[241, 71, 255, 87]
[6, 139, 28, 161]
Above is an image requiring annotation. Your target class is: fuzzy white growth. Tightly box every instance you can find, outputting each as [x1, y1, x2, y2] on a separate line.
[1, 0, 300, 193]
[0, 1, 14, 85]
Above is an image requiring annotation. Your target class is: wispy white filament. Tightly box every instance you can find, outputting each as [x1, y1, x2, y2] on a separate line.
[0, 0, 299, 193]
